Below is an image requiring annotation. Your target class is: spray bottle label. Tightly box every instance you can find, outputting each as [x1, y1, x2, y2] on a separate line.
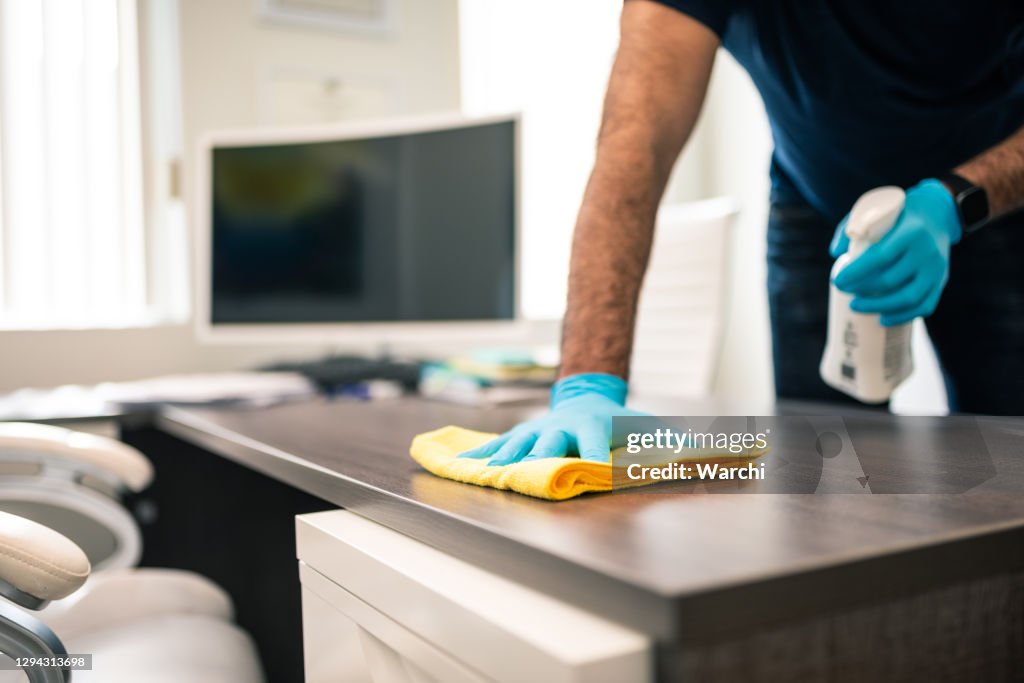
[841, 322, 857, 380]
[883, 324, 912, 381]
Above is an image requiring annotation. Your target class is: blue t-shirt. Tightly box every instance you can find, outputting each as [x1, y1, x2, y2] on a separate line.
[650, 0, 1024, 222]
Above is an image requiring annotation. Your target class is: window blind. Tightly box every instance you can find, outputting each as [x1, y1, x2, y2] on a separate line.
[0, 0, 146, 329]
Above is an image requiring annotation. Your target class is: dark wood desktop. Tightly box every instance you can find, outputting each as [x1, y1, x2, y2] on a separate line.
[122, 397, 1024, 682]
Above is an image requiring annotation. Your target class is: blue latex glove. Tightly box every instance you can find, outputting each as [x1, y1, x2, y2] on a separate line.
[830, 179, 962, 327]
[457, 373, 646, 466]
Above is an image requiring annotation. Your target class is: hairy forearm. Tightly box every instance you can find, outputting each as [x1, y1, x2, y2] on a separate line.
[955, 124, 1024, 219]
[558, 134, 669, 379]
[559, 2, 718, 380]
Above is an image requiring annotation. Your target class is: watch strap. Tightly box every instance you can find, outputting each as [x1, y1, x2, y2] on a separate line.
[938, 172, 989, 234]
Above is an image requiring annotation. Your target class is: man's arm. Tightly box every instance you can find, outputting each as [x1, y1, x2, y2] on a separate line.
[558, 0, 719, 379]
[954, 124, 1024, 219]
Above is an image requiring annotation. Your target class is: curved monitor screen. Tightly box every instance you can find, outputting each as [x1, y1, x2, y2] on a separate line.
[210, 119, 516, 324]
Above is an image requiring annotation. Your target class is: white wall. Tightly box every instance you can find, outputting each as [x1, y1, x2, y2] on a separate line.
[459, 0, 620, 319]
[697, 53, 774, 405]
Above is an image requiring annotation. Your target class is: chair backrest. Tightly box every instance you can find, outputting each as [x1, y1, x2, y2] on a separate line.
[629, 198, 738, 399]
[0, 424, 152, 492]
[0, 423, 151, 572]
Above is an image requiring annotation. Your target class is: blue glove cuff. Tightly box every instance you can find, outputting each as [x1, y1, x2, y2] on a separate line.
[915, 178, 963, 244]
[550, 373, 628, 408]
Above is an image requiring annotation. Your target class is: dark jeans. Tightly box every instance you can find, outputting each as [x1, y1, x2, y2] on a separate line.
[766, 203, 1024, 415]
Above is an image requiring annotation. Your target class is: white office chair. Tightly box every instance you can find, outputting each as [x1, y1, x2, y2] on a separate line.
[630, 197, 738, 399]
[0, 423, 264, 682]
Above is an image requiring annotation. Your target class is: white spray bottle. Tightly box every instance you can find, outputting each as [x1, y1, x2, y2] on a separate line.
[819, 186, 913, 403]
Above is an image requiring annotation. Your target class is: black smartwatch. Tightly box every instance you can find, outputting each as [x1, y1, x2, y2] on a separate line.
[938, 172, 989, 234]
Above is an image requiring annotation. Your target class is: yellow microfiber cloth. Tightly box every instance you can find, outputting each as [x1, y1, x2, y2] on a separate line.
[410, 425, 767, 501]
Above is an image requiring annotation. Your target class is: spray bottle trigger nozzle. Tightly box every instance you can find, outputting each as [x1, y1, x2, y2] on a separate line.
[845, 186, 906, 244]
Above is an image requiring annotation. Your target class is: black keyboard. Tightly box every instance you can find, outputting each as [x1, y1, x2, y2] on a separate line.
[261, 355, 424, 391]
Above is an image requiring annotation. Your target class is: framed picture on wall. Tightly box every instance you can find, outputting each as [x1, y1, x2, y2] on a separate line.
[260, 0, 393, 35]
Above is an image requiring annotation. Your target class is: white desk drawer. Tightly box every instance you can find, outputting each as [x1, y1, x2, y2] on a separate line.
[301, 561, 486, 683]
[297, 511, 652, 683]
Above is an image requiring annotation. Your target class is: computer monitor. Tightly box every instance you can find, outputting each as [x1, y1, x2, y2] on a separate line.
[196, 113, 519, 343]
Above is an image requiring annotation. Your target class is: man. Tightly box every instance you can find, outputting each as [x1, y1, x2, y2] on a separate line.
[463, 0, 1024, 465]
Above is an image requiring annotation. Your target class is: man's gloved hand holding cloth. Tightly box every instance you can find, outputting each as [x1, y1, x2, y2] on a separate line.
[830, 179, 963, 327]
[458, 373, 646, 466]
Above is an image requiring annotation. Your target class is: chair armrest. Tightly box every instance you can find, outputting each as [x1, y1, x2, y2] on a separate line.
[0, 422, 153, 492]
[0, 511, 90, 609]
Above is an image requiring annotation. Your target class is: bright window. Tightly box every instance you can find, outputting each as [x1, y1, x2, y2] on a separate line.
[0, 0, 152, 329]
